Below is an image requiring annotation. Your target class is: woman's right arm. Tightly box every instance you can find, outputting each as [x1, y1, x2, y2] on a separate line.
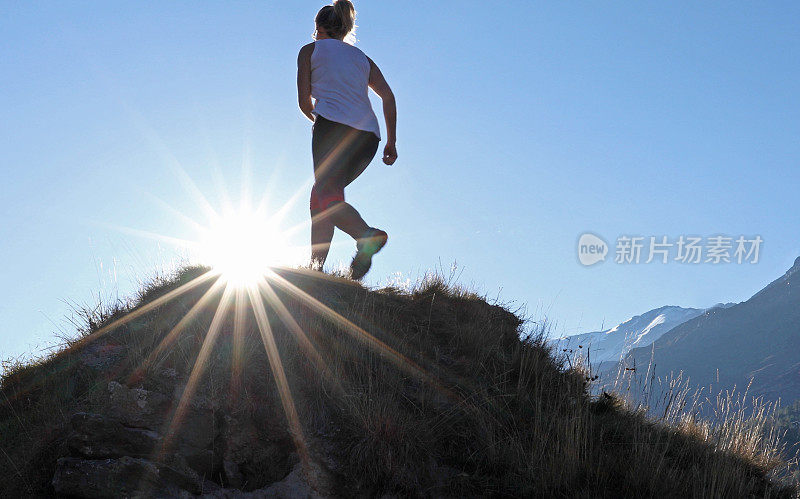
[367, 57, 397, 165]
[297, 43, 315, 122]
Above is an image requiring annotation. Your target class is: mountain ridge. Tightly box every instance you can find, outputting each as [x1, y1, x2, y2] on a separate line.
[554, 304, 732, 368]
[617, 257, 800, 408]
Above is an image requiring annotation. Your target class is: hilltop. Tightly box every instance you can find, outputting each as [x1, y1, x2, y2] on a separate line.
[0, 266, 794, 497]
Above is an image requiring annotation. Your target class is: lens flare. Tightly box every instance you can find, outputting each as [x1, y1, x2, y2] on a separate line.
[199, 209, 294, 286]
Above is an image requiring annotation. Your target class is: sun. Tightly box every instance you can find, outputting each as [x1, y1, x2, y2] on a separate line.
[199, 208, 295, 286]
[91, 169, 437, 474]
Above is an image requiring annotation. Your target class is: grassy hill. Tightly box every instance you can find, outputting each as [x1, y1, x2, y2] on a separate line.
[0, 265, 796, 497]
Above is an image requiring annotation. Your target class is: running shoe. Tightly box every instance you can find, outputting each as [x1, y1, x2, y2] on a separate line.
[350, 228, 388, 280]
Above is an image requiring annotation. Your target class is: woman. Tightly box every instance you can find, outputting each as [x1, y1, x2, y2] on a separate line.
[296, 0, 397, 280]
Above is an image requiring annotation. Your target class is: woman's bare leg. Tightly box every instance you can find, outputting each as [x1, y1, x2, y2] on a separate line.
[310, 216, 335, 269]
[328, 202, 369, 240]
[310, 201, 369, 268]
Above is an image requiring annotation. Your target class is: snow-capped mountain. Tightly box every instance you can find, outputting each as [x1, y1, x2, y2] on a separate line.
[553, 304, 732, 368]
[619, 257, 800, 408]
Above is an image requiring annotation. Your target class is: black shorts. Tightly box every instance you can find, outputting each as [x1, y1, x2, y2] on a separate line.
[310, 115, 380, 215]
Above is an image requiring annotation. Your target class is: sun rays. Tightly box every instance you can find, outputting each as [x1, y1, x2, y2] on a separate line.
[72, 231, 460, 480]
[80, 160, 442, 471]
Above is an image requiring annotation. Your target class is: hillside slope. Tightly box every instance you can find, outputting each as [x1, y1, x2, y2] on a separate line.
[620, 257, 800, 408]
[0, 266, 793, 497]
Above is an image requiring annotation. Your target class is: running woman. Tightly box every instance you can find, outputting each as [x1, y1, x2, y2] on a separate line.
[297, 0, 397, 280]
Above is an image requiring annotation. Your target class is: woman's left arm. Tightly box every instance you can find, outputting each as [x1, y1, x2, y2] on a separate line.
[297, 43, 315, 122]
[367, 57, 397, 165]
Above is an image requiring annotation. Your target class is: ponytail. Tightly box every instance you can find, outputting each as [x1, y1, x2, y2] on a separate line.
[315, 0, 357, 44]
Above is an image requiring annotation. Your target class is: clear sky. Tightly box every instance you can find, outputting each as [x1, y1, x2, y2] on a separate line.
[2, 1, 799, 361]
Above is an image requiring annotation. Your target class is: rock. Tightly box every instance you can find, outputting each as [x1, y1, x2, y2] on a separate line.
[105, 381, 218, 477]
[107, 381, 172, 430]
[80, 342, 126, 370]
[223, 459, 245, 489]
[52, 456, 201, 497]
[68, 412, 161, 459]
[161, 453, 206, 494]
[184, 448, 216, 479]
[200, 460, 335, 498]
[256, 461, 335, 498]
[175, 403, 216, 453]
[170, 388, 217, 477]
[221, 414, 292, 488]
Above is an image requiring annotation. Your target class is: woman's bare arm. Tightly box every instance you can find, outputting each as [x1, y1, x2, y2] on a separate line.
[297, 43, 315, 122]
[368, 57, 397, 165]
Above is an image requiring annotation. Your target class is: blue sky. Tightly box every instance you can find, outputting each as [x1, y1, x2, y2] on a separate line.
[2, 1, 799, 361]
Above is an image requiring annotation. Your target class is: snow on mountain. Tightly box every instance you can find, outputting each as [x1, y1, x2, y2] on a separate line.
[553, 305, 729, 367]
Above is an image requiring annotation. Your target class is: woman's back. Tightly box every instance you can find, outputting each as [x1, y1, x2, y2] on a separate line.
[311, 39, 380, 139]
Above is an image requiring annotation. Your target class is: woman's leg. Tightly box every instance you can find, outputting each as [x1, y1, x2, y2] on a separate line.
[310, 213, 335, 269]
[328, 129, 379, 239]
[309, 187, 369, 266]
[310, 117, 380, 268]
[335, 133, 386, 280]
[310, 117, 340, 268]
[325, 201, 369, 239]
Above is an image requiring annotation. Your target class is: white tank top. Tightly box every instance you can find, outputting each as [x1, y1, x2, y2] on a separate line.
[311, 39, 381, 139]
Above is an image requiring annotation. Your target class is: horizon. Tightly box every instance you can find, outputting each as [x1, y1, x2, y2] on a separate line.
[3, 1, 800, 362]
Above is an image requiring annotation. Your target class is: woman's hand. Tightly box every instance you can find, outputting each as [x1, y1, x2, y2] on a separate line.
[383, 142, 397, 165]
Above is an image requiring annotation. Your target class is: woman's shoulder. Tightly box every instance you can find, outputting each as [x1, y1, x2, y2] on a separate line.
[297, 42, 315, 66]
[342, 43, 370, 65]
[343, 41, 366, 55]
[305, 39, 368, 63]
[323, 39, 366, 55]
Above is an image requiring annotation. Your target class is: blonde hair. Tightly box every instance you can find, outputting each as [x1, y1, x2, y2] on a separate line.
[315, 0, 357, 44]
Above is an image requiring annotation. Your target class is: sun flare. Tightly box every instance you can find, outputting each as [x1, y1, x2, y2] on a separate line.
[83, 168, 442, 483]
[199, 209, 296, 286]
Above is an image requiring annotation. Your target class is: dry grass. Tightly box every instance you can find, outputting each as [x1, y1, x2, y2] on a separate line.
[603, 348, 800, 493]
[0, 265, 796, 497]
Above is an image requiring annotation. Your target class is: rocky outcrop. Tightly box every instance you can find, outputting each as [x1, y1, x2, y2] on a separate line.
[52, 455, 200, 498]
[52, 369, 331, 497]
[200, 461, 335, 498]
[106, 380, 174, 430]
[67, 412, 162, 459]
